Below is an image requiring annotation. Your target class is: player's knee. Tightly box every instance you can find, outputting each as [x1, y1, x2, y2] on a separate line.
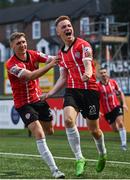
[34, 130, 45, 139]
[64, 117, 74, 127]
[28, 121, 45, 139]
[45, 128, 54, 135]
[90, 128, 101, 138]
[118, 123, 124, 129]
[113, 129, 118, 132]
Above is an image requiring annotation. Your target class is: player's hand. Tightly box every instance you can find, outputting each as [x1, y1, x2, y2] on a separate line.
[99, 111, 104, 117]
[49, 56, 59, 67]
[81, 73, 90, 82]
[123, 104, 128, 112]
[40, 93, 47, 101]
[40, 92, 52, 101]
[55, 55, 60, 64]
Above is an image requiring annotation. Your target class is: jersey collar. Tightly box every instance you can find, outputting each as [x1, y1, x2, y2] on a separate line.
[61, 37, 77, 53]
[14, 51, 30, 62]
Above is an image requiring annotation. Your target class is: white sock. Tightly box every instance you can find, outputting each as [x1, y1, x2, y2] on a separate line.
[36, 138, 58, 173]
[119, 128, 127, 146]
[66, 126, 83, 160]
[93, 132, 107, 155]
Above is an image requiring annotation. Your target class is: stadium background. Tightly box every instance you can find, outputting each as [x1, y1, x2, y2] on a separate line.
[0, 0, 130, 132]
[0, 1, 130, 179]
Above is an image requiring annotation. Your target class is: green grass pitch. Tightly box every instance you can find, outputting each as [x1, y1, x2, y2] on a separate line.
[0, 129, 130, 179]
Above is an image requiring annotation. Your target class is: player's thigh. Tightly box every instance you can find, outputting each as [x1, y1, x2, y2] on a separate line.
[64, 106, 78, 127]
[33, 101, 54, 135]
[110, 122, 118, 131]
[87, 118, 100, 131]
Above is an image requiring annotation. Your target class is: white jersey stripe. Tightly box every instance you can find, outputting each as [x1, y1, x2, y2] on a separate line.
[81, 44, 88, 89]
[26, 81, 30, 104]
[71, 47, 83, 88]
[102, 85, 111, 112]
[34, 80, 41, 100]
[61, 51, 75, 88]
[22, 63, 31, 104]
[71, 46, 87, 89]
[109, 81, 116, 107]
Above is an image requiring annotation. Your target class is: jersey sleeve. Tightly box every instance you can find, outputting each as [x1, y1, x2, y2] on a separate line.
[6, 62, 25, 78]
[81, 41, 93, 61]
[113, 79, 121, 93]
[27, 50, 48, 63]
[35, 51, 49, 63]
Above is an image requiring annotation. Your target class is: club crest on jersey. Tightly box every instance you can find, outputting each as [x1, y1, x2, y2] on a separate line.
[75, 51, 80, 59]
[25, 113, 31, 119]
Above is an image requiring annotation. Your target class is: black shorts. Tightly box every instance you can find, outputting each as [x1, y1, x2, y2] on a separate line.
[16, 101, 52, 127]
[105, 106, 123, 124]
[64, 88, 100, 120]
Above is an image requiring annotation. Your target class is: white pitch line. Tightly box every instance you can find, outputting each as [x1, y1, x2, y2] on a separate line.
[0, 152, 130, 165]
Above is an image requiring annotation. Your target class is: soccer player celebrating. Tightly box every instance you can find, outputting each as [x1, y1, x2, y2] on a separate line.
[6, 32, 65, 179]
[97, 67, 128, 151]
[43, 15, 107, 176]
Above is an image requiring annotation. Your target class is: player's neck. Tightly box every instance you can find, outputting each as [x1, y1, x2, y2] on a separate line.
[101, 78, 109, 85]
[65, 37, 75, 47]
[16, 52, 27, 61]
[64, 44, 69, 51]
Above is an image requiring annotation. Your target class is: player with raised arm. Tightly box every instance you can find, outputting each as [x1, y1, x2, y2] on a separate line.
[42, 16, 107, 176]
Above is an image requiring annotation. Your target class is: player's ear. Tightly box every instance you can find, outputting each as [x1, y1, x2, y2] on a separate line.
[56, 27, 60, 36]
[57, 32, 60, 36]
[10, 42, 14, 49]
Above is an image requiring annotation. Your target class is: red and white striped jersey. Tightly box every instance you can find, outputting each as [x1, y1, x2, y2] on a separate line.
[6, 50, 48, 108]
[58, 38, 98, 90]
[97, 79, 121, 114]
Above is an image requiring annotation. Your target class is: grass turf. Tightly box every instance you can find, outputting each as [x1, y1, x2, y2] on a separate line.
[0, 129, 130, 179]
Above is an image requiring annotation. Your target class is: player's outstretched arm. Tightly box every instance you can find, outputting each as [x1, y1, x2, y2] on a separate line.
[40, 67, 67, 101]
[21, 57, 59, 81]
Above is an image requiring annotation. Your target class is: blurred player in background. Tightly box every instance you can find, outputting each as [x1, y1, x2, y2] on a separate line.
[6, 32, 65, 179]
[97, 67, 128, 151]
[42, 15, 107, 176]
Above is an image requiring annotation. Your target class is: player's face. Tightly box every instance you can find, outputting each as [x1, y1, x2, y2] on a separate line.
[56, 19, 74, 45]
[11, 36, 27, 55]
[99, 69, 109, 80]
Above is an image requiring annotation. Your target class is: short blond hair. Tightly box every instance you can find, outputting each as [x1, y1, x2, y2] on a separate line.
[9, 32, 26, 43]
[55, 15, 71, 26]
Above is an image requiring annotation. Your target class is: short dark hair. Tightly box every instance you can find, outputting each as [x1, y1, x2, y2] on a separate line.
[9, 32, 26, 43]
[99, 67, 107, 71]
[99, 64, 108, 71]
[55, 15, 71, 26]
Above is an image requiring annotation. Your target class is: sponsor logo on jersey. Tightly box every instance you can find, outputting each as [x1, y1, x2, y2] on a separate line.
[83, 46, 92, 58]
[10, 65, 22, 76]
